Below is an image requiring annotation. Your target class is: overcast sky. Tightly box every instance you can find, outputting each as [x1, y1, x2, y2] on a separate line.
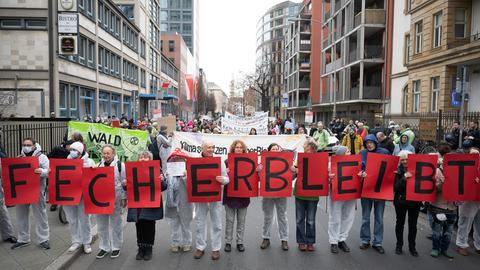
[199, 0, 292, 95]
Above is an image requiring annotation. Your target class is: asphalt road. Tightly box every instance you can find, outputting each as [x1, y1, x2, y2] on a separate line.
[67, 198, 480, 270]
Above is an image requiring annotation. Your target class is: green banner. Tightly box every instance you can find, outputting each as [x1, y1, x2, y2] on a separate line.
[68, 121, 150, 163]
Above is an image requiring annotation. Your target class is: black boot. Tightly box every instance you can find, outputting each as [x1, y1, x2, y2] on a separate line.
[136, 244, 144, 260]
[143, 245, 153, 261]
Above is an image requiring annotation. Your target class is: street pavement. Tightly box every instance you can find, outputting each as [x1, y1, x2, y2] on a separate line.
[66, 198, 480, 270]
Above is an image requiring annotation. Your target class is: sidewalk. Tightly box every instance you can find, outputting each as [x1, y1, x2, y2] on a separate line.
[0, 206, 102, 270]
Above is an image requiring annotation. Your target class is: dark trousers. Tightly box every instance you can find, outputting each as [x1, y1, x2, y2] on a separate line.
[136, 219, 156, 246]
[394, 203, 420, 250]
[295, 198, 318, 244]
[431, 212, 456, 251]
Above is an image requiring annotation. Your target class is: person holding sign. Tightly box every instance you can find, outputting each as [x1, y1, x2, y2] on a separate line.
[165, 148, 193, 253]
[393, 150, 421, 257]
[259, 143, 290, 251]
[427, 149, 456, 259]
[223, 140, 251, 253]
[293, 139, 320, 252]
[96, 145, 127, 259]
[328, 146, 356, 254]
[127, 151, 167, 261]
[456, 147, 480, 256]
[0, 160, 17, 244]
[157, 125, 173, 174]
[358, 134, 390, 254]
[193, 142, 229, 260]
[64, 142, 95, 254]
[11, 138, 50, 250]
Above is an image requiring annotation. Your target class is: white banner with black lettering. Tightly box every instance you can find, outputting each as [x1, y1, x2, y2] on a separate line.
[221, 112, 268, 135]
[172, 132, 306, 159]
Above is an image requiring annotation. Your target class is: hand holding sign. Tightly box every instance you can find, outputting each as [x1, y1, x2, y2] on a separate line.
[187, 157, 222, 202]
[227, 153, 259, 198]
[361, 153, 399, 200]
[331, 155, 362, 201]
[1, 157, 40, 205]
[406, 154, 438, 202]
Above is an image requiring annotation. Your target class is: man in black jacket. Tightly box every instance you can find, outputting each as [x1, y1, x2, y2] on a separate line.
[376, 132, 394, 155]
[47, 140, 74, 211]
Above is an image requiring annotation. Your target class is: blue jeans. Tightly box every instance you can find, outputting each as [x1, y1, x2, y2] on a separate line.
[295, 198, 318, 244]
[360, 199, 385, 246]
[431, 212, 456, 251]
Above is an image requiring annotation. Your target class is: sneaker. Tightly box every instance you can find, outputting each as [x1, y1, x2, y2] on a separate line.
[307, 244, 315, 252]
[441, 250, 454, 259]
[456, 247, 469, 256]
[395, 247, 403, 255]
[298, 244, 307, 252]
[83, 244, 92, 254]
[224, 243, 231, 252]
[96, 250, 109, 259]
[237, 244, 245, 252]
[281, 241, 289, 251]
[4, 237, 17, 244]
[372, 245, 385, 254]
[211, 251, 220, 260]
[68, 243, 81, 253]
[338, 241, 350, 252]
[430, 249, 439, 258]
[11, 242, 30, 250]
[260, 239, 270, 249]
[182, 245, 192, 252]
[194, 249, 204, 259]
[171, 246, 180, 253]
[359, 243, 370, 250]
[39, 241, 50, 250]
[110, 250, 120, 258]
[409, 249, 419, 257]
[330, 244, 339, 253]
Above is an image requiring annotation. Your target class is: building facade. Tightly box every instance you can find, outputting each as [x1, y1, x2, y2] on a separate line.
[256, 1, 301, 117]
[403, 0, 480, 114]
[0, 0, 180, 119]
[317, 0, 392, 124]
[207, 82, 227, 115]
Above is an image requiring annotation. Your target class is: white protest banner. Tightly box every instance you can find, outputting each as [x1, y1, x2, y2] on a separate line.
[172, 132, 306, 159]
[221, 112, 268, 135]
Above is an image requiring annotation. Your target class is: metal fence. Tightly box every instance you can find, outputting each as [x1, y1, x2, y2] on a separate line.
[0, 118, 70, 157]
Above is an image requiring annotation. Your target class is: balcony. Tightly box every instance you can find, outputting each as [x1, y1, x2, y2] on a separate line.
[354, 9, 386, 28]
[364, 45, 384, 59]
[325, 58, 342, 73]
[299, 80, 310, 89]
[299, 62, 311, 69]
[363, 86, 381, 99]
[298, 99, 309, 107]
[349, 50, 358, 63]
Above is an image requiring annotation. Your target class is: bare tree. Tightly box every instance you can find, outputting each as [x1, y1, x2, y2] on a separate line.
[237, 61, 272, 113]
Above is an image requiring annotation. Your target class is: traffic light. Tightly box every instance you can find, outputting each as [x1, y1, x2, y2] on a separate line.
[58, 35, 77, 55]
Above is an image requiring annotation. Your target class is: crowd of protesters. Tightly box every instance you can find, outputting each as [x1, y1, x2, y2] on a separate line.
[0, 112, 479, 264]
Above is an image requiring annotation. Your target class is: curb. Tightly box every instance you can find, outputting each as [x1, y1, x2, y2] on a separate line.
[45, 212, 127, 270]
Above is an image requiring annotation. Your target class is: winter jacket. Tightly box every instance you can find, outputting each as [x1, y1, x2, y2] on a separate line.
[393, 134, 416, 156]
[395, 128, 415, 145]
[359, 134, 390, 170]
[378, 137, 395, 154]
[341, 134, 364, 155]
[127, 179, 167, 222]
[313, 129, 329, 151]
[98, 157, 126, 200]
[393, 165, 422, 207]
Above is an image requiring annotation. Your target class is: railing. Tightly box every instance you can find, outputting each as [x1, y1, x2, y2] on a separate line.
[298, 100, 308, 107]
[363, 86, 382, 99]
[364, 45, 384, 59]
[0, 118, 70, 157]
[300, 44, 311, 51]
[299, 81, 310, 89]
[349, 49, 358, 63]
[325, 58, 342, 73]
[354, 9, 386, 27]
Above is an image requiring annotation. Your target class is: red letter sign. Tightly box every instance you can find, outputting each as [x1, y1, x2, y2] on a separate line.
[260, 152, 293, 197]
[187, 157, 222, 202]
[296, 152, 329, 197]
[331, 155, 362, 201]
[406, 154, 438, 202]
[227, 153, 259, 198]
[82, 167, 115, 214]
[362, 153, 399, 200]
[48, 159, 83, 205]
[443, 154, 479, 202]
[126, 160, 162, 208]
[1, 157, 40, 205]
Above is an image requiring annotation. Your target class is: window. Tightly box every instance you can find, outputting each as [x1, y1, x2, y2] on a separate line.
[169, 0, 180, 9]
[59, 83, 68, 117]
[123, 23, 138, 51]
[99, 91, 110, 116]
[140, 69, 146, 88]
[182, 11, 192, 21]
[413, 80, 421, 113]
[433, 12, 442, 48]
[98, 47, 104, 69]
[455, 9, 466, 38]
[182, 0, 192, 9]
[98, 46, 120, 78]
[78, 36, 87, 65]
[404, 34, 411, 64]
[414, 21, 422, 53]
[97, 1, 120, 39]
[170, 23, 180, 32]
[118, 4, 134, 21]
[59, 83, 82, 118]
[87, 39, 95, 68]
[169, 40, 175, 52]
[80, 87, 95, 118]
[123, 96, 131, 118]
[140, 39, 146, 58]
[0, 18, 47, 30]
[150, 48, 158, 72]
[61, 35, 96, 69]
[111, 94, 121, 117]
[183, 24, 192, 34]
[79, 0, 95, 20]
[122, 59, 138, 84]
[431, 77, 440, 112]
[170, 11, 181, 21]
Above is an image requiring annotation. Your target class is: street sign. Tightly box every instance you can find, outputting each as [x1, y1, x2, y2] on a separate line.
[58, 35, 77, 55]
[58, 13, 78, 34]
[281, 93, 288, 108]
[305, 111, 313, 123]
[58, 0, 78, 12]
